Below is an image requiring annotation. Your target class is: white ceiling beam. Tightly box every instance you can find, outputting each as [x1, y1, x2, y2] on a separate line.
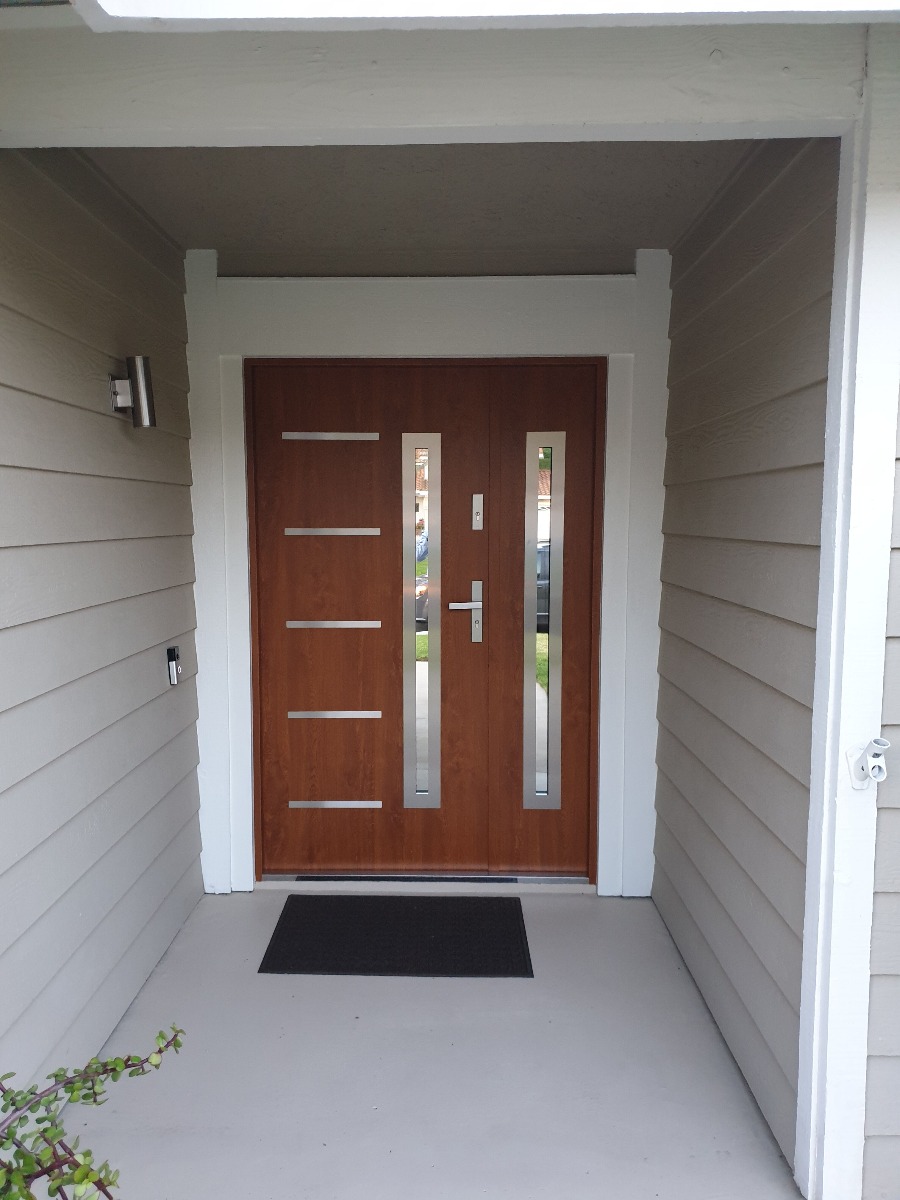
[68, 0, 900, 33]
[0, 23, 864, 147]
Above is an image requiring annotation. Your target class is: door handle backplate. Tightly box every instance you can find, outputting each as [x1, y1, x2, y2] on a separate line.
[448, 581, 483, 642]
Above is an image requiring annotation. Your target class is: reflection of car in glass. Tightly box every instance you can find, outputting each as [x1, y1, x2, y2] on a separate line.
[416, 574, 429, 628]
[537, 542, 550, 633]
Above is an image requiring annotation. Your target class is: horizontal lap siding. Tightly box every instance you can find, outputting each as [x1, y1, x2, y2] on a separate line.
[865, 419, 900, 1195]
[0, 149, 202, 1081]
[652, 138, 839, 1164]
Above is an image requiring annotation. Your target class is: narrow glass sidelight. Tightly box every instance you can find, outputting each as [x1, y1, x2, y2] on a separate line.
[523, 432, 565, 810]
[403, 434, 441, 808]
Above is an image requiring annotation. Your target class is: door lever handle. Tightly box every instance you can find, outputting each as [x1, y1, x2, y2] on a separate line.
[448, 582, 483, 642]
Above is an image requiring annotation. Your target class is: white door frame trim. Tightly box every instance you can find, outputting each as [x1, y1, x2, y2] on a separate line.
[185, 260, 672, 897]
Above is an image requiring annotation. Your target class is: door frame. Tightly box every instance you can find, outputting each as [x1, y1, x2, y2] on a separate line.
[185, 255, 673, 896]
[243, 356, 607, 880]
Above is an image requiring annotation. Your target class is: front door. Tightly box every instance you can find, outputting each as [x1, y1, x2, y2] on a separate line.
[246, 360, 605, 877]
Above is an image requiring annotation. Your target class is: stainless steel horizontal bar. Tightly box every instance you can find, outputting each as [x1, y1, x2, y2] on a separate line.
[285, 621, 382, 629]
[284, 528, 380, 536]
[282, 432, 379, 441]
[448, 601, 483, 610]
[288, 800, 383, 809]
[288, 710, 382, 719]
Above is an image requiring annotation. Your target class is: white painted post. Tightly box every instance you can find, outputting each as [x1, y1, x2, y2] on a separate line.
[185, 249, 234, 894]
[796, 28, 900, 1200]
[621, 250, 671, 895]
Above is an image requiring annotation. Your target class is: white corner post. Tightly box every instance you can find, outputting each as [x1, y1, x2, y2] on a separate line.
[185, 249, 233, 893]
[796, 28, 900, 1200]
[625, 250, 671, 895]
[598, 250, 671, 895]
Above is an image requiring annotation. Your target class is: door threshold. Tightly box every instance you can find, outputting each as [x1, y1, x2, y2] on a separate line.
[256, 873, 595, 896]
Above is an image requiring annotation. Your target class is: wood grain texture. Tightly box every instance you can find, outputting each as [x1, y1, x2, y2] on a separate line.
[0, 149, 200, 1083]
[652, 862, 799, 1160]
[487, 363, 600, 875]
[656, 137, 836, 1163]
[1, 822, 200, 1081]
[0, 470, 193, 547]
[0, 682, 198, 878]
[0, 304, 189, 437]
[656, 728, 806, 936]
[0, 385, 192, 484]
[0, 27, 864, 147]
[871, 894, 900, 975]
[863, 1136, 900, 1200]
[0, 536, 196, 629]
[656, 780, 803, 1015]
[669, 210, 837, 383]
[247, 359, 602, 875]
[671, 139, 811, 286]
[659, 585, 816, 708]
[657, 679, 809, 861]
[658, 631, 812, 786]
[670, 139, 840, 335]
[666, 295, 832, 437]
[865, 1058, 900, 1137]
[886, 552, 900, 635]
[20, 149, 185, 287]
[0, 221, 188, 391]
[662, 465, 824, 546]
[660, 536, 820, 628]
[0, 152, 186, 337]
[0, 767, 199, 1025]
[0, 638, 197, 796]
[0, 584, 196, 712]
[655, 813, 802, 1093]
[868, 977, 900, 1058]
[875, 809, 900, 892]
[880, 640, 900, 726]
[664, 384, 827, 487]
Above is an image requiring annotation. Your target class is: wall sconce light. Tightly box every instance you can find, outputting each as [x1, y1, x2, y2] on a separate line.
[109, 356, 156, 428]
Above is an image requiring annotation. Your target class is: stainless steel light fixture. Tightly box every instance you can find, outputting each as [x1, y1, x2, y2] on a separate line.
[109, 356, 156, 428]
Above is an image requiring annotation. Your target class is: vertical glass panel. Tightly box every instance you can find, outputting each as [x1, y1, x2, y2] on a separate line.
[403, 434, 440, 808]
[415, 448, 430, 792]
[535, 447, 551, 795]
[523, 432, 565, 811]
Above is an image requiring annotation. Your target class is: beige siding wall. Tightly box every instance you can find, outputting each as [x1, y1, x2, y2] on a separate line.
[0, 150, 202, 1080]
[652, 138, 840, 1161]
[865, 429, 900, 1197]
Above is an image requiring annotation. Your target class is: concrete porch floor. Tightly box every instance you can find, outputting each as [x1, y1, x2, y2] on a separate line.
[70, 892, 800, 1199]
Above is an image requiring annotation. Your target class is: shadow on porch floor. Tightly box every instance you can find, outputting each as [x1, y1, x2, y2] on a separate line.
[69, 892, 799, 1199]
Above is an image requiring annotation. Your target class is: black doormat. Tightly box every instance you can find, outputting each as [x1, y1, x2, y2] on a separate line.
[258, 894, 533, 978]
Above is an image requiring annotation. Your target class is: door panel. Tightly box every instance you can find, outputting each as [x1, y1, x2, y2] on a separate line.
[487, 365, 599, 874]
[247, 359, 604, 877]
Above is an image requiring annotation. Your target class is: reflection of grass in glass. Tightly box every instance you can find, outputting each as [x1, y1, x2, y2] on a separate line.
[535, 633, 549, 692]
[416, 632, 429, 661]
[416, 556, 428, 577]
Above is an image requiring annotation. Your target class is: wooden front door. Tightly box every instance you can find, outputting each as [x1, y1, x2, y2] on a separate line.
[247, 360, 605, 878]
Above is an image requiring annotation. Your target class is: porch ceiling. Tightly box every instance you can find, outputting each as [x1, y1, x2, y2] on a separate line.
[85, 141, 752, 277]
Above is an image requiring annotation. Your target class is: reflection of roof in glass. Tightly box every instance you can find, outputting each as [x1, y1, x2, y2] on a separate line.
[415, 466, 427, 492]
[538, 468, 552, 497]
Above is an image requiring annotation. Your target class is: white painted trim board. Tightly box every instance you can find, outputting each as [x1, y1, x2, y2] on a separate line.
[186, 260, 672, 900]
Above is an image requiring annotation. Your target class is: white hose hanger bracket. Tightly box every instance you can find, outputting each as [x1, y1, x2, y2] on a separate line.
[847, 738, 891, 790]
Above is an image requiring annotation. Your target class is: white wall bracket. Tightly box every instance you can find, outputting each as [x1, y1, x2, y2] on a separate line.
[846, 738, 890, 790]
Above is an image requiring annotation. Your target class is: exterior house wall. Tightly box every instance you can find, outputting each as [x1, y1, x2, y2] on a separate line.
[866, 420, 900, 1195]
[0, 149, 203, 1080]
[652, 137, 840, 1161]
